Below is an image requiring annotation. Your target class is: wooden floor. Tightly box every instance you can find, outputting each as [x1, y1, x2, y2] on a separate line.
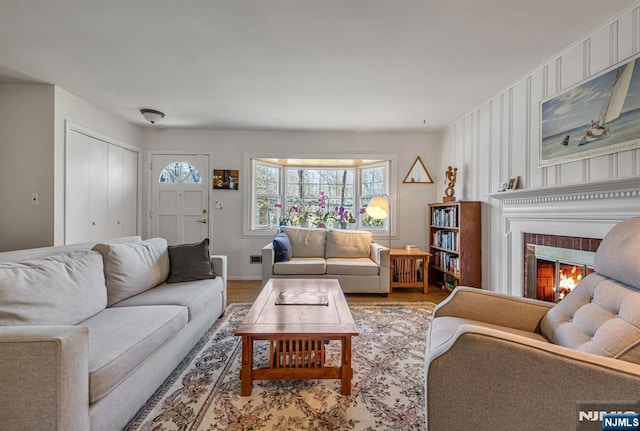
[227, 280, 451, 305]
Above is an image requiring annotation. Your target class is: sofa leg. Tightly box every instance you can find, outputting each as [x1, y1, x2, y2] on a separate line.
[380, 293, 388, 297]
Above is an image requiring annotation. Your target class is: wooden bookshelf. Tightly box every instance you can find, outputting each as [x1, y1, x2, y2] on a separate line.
[428, 201, 481, 289]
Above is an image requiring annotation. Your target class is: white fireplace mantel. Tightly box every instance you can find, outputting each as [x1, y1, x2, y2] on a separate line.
[488, 178, 640, 296]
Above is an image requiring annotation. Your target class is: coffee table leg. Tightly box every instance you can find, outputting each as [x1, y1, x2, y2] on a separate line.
[341, 336, 353, 395]
[240, 336, 253, 396]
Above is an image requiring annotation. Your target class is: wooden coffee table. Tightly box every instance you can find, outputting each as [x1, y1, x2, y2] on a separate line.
[234, 278, 358, 396]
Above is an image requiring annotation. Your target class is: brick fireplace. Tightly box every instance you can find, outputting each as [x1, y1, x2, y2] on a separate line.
[523, 233, 600, 302]
[489, 178, 640, 296]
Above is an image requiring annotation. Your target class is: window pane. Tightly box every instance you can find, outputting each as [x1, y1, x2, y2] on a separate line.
[361, 165, 385, 197]
[183, 163, 202, 184]
[254, 162, 281, 228]
[159, 162, 202, 184]
[283, 167, 355, 226]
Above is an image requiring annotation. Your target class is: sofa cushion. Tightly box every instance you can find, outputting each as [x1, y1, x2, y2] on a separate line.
[273, 232, 292, 262]
[325, 229, 372, 258]
[0, 250, 106, 326]
[594, 217, 640, 290]
[113, 278, 224, 321]
[273, 258, 326, 275]
[281, 227, 326, 258]
[540, 272, 640, 364]
[80, 305, 187, 403]
[167, 238, 215, 283]
[326, 257, 379, 276]
[93, 238, 170, 306]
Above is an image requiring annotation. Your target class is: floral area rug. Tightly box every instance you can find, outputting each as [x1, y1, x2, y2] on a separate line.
[125, 302, 435, 431]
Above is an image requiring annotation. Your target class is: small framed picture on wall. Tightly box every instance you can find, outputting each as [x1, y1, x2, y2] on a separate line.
[213, 169, 239, 190]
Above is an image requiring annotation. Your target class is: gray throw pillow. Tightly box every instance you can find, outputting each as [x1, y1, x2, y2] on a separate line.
[167, 238, 216, 283]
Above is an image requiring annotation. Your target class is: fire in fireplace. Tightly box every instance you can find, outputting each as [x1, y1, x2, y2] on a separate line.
[524, 234, 600, 303]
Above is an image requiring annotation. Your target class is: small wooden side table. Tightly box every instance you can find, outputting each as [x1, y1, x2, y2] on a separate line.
[389, 248, 431, 294]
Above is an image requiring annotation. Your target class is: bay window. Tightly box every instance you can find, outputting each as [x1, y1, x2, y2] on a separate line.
[250, 158, 390, 233]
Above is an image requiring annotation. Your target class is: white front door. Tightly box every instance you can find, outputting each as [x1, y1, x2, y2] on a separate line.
[151, 154, 210, 245]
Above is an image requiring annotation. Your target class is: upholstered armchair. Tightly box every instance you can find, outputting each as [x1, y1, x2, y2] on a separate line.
[425, 217, 640, 431]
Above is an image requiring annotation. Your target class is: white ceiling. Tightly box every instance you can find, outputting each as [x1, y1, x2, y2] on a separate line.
[0, 0, 635, 132]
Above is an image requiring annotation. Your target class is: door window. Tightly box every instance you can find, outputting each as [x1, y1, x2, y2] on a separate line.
[159, 162, 202, 184]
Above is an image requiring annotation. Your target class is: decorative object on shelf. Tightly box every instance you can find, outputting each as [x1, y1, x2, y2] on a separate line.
[140, 108, 165, 124]
[366, 194, 391, 247]
[540, 53, 640, 167]
[443, 166, 458, 202]
[213, 169, 239, 190]
[507, 176, 519, 190]
[403, 156, 434, 184]
[498, 181, 508, 192]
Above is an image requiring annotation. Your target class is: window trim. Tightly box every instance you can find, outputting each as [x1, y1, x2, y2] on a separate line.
[243, 152, 397, 239]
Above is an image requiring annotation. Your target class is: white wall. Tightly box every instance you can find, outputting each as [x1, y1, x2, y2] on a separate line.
[0, 84, 143, 251]
[0, 84, 55, 251]
[142, 129, 440, 279]
[54, 87, 143, 245]
[440, 2, 640, 290]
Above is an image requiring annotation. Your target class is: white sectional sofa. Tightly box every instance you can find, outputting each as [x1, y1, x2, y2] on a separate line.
[262, 227, 390, 294]
[0, 236, 227, 431]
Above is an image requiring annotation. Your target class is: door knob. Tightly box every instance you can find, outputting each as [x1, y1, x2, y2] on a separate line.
[197, 219, 208, 224]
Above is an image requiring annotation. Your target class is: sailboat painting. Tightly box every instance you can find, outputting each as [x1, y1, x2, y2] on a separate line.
[540, 54, 640, 167]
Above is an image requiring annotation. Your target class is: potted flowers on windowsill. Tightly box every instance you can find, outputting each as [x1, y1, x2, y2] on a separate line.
[276, 203, 301, 226]
[294, 210, 311, 228]
[333, 206, 350, 229]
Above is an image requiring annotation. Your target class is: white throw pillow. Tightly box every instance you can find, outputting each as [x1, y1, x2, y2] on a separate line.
[0, 250, 107, 325]
[93, 238, 169, 306]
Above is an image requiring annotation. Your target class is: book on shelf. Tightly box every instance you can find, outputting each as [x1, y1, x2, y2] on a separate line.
[275, 291, 329, 306]
[432, 251, 460, 275]
[431, 206, 458, 228]
[433, 230, 458, 251]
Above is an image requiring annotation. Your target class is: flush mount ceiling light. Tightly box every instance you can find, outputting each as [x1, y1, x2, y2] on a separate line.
[140, 108, 165, 124]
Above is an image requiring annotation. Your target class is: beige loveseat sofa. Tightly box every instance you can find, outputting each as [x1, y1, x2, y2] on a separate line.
[0, 236, 227, 431]
[262, 227, 390, 294]
[425, 217, 640, 431]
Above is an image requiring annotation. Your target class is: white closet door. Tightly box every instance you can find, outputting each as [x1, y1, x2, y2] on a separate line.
[65, 130, 90, 244]
[107, 144, 124, 238]
[121, 148, 138, 236]
[66, 127, 138, 244]
[88, 137, 109, 241]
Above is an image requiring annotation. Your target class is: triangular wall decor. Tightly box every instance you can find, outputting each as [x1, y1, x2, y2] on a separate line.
[403, 156, 434, 184]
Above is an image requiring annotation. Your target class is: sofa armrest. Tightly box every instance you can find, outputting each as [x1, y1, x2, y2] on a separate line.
[0, 325, 90, 430]
[426, 325, 640, 431]
[433, 286, 553, 332]
[210, 255, 228, 307]
[371, 243, 390, 294]
[262, 242, 275, 287]
[371, 242, 390, 267]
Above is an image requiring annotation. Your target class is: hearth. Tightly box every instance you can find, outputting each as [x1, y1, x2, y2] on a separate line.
[524, 234, 600, 303]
